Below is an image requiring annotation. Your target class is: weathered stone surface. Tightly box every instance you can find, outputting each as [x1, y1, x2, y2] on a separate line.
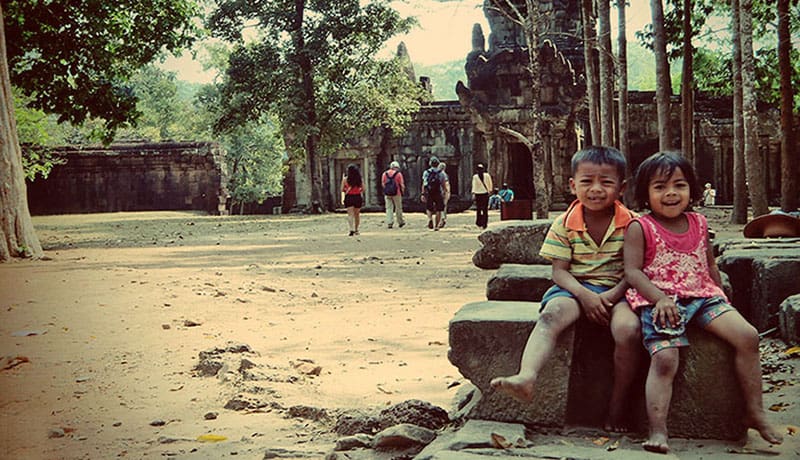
[486, 264, 552, 302]
[334, 433, 374, 451]
[718, 241, 800, 331]
[334, 411, 382, 436]
[415, 420, 527, 460]
[779, 294, 800, 346]
[448, 301, 747, 440]
[448, 301, 572, 427]
[372, 423, 436, 449]
[472, 221, 552, 269]
[378, 399, 449, 431]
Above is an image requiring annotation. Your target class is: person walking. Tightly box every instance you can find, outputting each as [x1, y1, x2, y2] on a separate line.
[438, 161, 451, 228]
[341, 164, 363, 236]
[421, 156, 445, 230]
[382, 161, 405, 229]
[471, 163, 493, 229]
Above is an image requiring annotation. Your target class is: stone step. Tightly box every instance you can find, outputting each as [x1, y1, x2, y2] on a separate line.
[486, 264, 552, 302]
[717, 239, 800, 331]
[472, 220, 552, 269]
[448, 300, 747, 440]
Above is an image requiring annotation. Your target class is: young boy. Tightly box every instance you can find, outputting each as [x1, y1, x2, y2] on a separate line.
[490, 146, 642, 431]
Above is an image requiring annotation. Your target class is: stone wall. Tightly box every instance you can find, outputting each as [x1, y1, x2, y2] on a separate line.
[26, 142, 226, 215]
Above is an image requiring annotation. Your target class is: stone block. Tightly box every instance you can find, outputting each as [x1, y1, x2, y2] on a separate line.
[486, 264, 552, 302]
[448, 301, 747, 440]
[779, 294, 800, 346]
[448, 301, 572, 427]
[472, 220, 552, 269]
[718, 241, 800, 331]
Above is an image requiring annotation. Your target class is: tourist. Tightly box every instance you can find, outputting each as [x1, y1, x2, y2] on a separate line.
[490, 146, 642, 434]
[702, 182, 716, 207]
[498, 183, 515, 203]
[382, 161, 405, 229]
[471, 163, 493, 229]
[624, 152, 782, 453]
[488, 188, 501, 210]
[438, 161, 451, 228]
[341, 164, 363, 236]
[421, 156, 445, 230]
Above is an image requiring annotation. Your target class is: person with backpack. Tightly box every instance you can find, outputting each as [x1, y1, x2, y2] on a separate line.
[382, 161, 405, 229]
[471, 163, 493, 229]
[421, 156, 445, 230]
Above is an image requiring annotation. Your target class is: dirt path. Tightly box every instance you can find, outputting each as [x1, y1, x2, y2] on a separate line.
[0, 208, 797, 459]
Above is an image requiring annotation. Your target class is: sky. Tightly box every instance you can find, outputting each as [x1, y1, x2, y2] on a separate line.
[161, 0, 653, 84]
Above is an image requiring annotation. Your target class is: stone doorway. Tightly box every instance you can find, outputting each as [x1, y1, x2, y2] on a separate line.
[508, 142, 534, 200]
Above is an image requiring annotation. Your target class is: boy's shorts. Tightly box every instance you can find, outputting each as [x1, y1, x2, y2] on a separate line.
[640, 296, 734, 355]
[539, 282, 609, 312]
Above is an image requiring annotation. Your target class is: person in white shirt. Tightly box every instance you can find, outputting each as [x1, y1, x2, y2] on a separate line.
[471, 163, 493, 229]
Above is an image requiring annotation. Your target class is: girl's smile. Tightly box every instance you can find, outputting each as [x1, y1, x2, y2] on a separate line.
[648, 167, 691, 223]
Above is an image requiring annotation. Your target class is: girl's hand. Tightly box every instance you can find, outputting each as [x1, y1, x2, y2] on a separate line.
[653, 296, 679, 328]
[577, 291, 611, 326]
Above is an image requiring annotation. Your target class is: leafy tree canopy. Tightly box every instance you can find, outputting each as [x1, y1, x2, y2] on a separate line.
[2, 0, 201, 141]
[207, 0, 426, 157]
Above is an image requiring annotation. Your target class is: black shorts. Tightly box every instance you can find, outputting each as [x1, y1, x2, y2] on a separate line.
[344, 194, 363, 208]
[425, 192, 444, 212]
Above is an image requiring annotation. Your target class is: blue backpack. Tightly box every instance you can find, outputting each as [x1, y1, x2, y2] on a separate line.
[383, 171, 398, 196]
[425, 168, 442, 195]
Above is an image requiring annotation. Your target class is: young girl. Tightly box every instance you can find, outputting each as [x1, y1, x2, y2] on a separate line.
[341, 164, 363, 236]
[624, 152, 782, 453]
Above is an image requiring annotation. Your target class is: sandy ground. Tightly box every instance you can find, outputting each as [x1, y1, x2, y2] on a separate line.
[0, 207, 798, 459]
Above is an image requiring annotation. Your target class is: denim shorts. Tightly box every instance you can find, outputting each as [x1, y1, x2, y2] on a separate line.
[640, 296, 734, 355]
[539, 282, 609, 312]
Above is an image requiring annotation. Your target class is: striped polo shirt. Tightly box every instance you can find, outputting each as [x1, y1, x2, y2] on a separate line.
[539, 199, 636, 287]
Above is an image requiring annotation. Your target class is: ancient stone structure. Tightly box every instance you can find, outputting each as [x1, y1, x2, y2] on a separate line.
[26, 142, 227, 215]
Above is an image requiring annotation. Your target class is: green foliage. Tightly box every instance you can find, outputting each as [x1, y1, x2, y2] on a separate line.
[3, 0, 201, 142]
[206, 0, 420, 161]
[221, 116, 286, 206]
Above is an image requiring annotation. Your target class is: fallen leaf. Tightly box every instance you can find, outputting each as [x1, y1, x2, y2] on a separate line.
[197, 434, 227, 442]
[787, 425, 798, 436]
[606, 439, 620, 451]
[490, 432, 512, 449]
[784, 346, 800, 358]
[769, 403, 790, 412]
[592, 436, 610, 446]
[1, 355, 29, 370]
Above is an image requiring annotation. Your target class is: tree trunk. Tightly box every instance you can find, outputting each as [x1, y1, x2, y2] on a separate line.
[617, 0, 629, 169]
[730, 0, 747, 224]
[778, 0, 797, 212]
[681, 0, 694, 168]
[581, 0, 600, 145]
[651, 0, 672, 151]
[524, 0, 549, 218]
[739, 0, 768, 217]
[292, 0, 324, 213]
[0, 5, 43, 262]
[598, 0, 614, 146]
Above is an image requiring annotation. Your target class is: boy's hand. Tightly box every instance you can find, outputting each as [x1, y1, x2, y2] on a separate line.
[577, 291, 611, 326]
[653, 296, 679, 328]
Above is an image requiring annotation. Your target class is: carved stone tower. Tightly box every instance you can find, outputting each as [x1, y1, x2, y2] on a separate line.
[457, 0, 584, 206]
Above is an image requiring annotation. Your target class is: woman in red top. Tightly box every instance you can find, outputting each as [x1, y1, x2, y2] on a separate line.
[341, 164, 364, 236]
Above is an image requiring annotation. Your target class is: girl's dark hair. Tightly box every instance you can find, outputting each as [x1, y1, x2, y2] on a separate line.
[571, 146, 627, 184]
[346, 164, 362, 187]
[633, 151, 701, 209]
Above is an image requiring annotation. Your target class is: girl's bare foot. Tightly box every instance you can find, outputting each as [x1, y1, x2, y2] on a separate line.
[746, 416, 784, 444]
[489, 374, 535, 402]
[603, 415, 631, 433]
[643, 431, 669, 454]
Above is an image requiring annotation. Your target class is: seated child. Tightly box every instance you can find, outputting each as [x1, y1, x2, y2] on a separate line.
[491, 146, 642, 432]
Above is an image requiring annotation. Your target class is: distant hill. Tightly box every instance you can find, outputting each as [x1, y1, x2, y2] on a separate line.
[415, 45, 663, 102]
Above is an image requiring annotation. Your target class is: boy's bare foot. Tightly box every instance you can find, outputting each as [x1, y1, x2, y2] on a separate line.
[603, 416, 631, 433]
[746, 416, 784, 444]
[489, 375, 535, 402]
[642, 432, 669, 454]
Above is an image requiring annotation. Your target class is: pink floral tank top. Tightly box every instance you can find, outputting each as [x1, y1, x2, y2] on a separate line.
[625, 212, 726, 309]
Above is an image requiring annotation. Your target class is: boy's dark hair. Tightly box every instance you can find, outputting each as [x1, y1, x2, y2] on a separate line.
[633, 151, 701, 209]
[571, 146, 627, 182]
